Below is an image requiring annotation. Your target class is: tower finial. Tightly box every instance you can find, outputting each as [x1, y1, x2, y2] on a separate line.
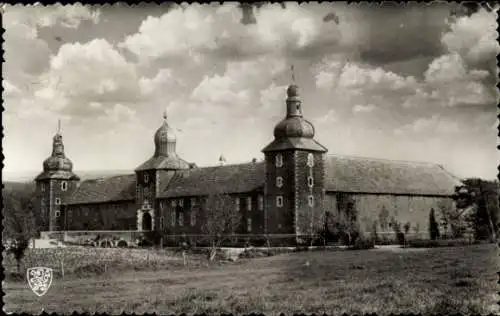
[290, 64, 296, 84]
[57, 119, 61, 134]
[163, 108, 167, 122]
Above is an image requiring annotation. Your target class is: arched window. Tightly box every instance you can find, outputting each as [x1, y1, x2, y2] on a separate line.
[61, 181, 68, 191]
[190, 210, 196, 226]
[307, 153, 314, 167]
[276, 195, 284, 207]
[308, 195, 314, 207]
[307, 176, 314, 188]
[276, 176, 283, 188]
[55, 198, 61, 205]
[178, 212, 184, 227]
[275, 154, 283, 167]
[258, 195, 264, 211]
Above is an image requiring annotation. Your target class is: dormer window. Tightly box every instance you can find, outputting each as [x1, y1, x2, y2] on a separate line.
[276, 176, 283, 188]
[275, 154, 283, 167]
[307, 153, 314, 167]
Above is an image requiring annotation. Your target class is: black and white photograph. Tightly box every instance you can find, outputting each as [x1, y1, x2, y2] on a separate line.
[2, 2, 499, 314]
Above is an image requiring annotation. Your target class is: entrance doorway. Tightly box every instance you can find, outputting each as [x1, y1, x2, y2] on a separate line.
[142, 212, 152, 231]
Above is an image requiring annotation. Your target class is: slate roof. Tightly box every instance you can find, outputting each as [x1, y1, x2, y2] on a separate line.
[262, 137, 328, 152]
[324, 155, 462, 196]
[66, 174, 136, 205]
[35, 170, 80, 181]
[135, 155, 192, 171]
[160, 162, 266, 198]
[64, 155, 461, 206]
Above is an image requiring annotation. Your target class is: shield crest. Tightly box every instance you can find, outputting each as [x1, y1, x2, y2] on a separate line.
[27, 267, 53, 296]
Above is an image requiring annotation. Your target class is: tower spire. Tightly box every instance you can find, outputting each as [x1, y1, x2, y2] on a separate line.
[290, 64, 296, 84]
[163, 108, 168, 122]
[57, 119, 61, 134]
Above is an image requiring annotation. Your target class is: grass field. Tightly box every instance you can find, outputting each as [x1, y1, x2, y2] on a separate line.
[3, 244, 499, 315]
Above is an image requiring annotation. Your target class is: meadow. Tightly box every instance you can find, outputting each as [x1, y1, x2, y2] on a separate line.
[3, 244, 499, 315]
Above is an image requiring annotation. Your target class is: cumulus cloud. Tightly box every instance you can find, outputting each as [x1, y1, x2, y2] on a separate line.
[441, 8, 499, 66]
[120, 3, 344, 63]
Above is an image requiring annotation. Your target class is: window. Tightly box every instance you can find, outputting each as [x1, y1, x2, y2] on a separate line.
[55, 198, 61, 205]
[275, 153, 283, 167]
[276, 195, 284, 207]
[61, 181, 68, 191]
[55, 210, 61, 218]
[160, 216, 164, 230]
[191, 197, 196, 207]
[178, 212, 184, 226]
[246, 197, 252, 211]
[160, 201, 164, 211]
[41, 183, 46, 192]
[307, 153, 314, 167]
[179, 199, 184, 207]
[144, 173, 149, 184]
[190, 210, 196, 226]
[144, 187, 150, 198]
[171, 211, 176, 227]
[235, 198, 240, 211]
[276, 176, 283, 188]
[247, 218, 252, 232]
[258, 195, 264, 211]
[307, 176, 314, 188]
[308, 195, 314, 207]
[171, 200, 177, 208]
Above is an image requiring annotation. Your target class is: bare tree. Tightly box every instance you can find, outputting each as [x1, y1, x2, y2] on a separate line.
[201, 193, 241, 261]
[3, 183, 39, 274]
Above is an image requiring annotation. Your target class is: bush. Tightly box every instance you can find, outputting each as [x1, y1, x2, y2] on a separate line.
[348, 237, 375, 250]
[429, 208, 440, 240]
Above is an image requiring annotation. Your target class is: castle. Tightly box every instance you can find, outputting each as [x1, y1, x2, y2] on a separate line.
[34, 83, 462, 244]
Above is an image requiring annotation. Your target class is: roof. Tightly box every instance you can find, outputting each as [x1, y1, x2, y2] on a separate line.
[64, 155, 461, 205]
[324, 155, 462, 196]
[160, 162, 266, 198]
[35, 170, 80, 181]
[135, 155, 191, 171]
[66, 174, 136, 205]
[262, 137, 328, 152]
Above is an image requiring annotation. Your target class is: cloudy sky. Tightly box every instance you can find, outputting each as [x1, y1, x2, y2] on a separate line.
[3, 3, 499, 180]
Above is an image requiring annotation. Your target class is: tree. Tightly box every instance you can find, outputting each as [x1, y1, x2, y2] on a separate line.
[3, 183, 39, 274]
[201, 193, 242, 261]
[459, 179, 499, 241]
[429, 208, 440, 240]
[438, 200, 466, 238]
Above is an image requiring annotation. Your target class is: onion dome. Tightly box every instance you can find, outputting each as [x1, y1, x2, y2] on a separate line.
[135, 110, 192, 171]
[154, 112, 177, 157]
[35, 121, 80, 181]
[42, 133, 74, 172]
[262, 83, 327, 153]
[273, 84, 315, 139]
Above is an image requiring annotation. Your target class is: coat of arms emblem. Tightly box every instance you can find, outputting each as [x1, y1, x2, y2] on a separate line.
[27, 267, 53, 296]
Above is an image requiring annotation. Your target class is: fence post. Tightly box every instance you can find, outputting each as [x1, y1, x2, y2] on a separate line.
[60, 259, 65, 280]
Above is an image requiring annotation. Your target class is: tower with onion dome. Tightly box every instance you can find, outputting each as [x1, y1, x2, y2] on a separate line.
[262, 82, 327, 242]
[134, 110, 192, 233]
[35, 120, 80, 231]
